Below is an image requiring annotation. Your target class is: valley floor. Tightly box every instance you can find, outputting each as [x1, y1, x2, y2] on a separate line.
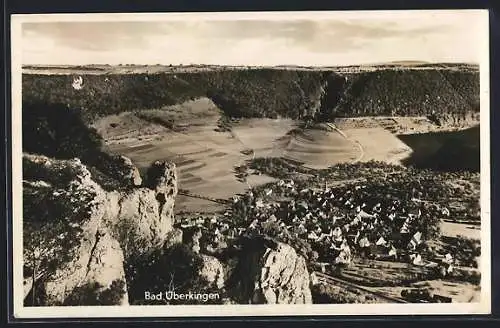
[95, 109, 469, 213]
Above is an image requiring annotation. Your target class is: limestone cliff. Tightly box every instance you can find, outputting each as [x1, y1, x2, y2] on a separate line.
[22, 154, 178, 306]
[199, 255, 225, 290]
[229, 237, 312, 304]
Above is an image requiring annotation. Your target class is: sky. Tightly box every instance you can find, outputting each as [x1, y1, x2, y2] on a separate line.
[18, 11, 488, 66]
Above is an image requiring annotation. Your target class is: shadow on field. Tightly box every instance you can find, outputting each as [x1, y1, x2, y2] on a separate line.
[397, 126, 480, 172]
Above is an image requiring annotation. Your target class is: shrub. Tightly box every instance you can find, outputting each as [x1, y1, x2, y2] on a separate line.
[63, 279, 127, 306]
[125, 243, 224, 305]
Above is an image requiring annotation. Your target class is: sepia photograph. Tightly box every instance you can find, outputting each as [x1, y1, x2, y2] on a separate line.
[10, 10, 490, 318]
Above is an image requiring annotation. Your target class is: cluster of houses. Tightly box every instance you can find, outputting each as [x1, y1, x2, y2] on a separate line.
[177, 214, 245, 251]
[176, 177, 456, 274]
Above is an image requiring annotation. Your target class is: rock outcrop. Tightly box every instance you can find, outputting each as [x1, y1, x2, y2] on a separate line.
[116, 155, 142, 186]
[22, 153, 178, 306]
[182, 227, 203, 254]
[199, 255, 225, 289]
[230, 237, 312, 304]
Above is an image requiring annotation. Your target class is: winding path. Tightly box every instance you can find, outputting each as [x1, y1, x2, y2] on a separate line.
[326, 123, 365, 162]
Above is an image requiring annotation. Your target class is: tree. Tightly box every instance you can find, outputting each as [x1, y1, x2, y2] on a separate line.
[23, 218, 83, 306]
[23, 182, 88, 306]
[125, 243, 223, 305]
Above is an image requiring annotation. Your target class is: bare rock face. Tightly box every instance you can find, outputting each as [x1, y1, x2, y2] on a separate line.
[147, 160, 178, 196]
[22, 154, 178, 306]
[182, 227, 203, 254]
[117, 155, 142, 186]
[47, 232, 129, 306]
[199, 255, 225, 289]
[163, 229, 184, 250]
[110, 160, 178, 257]
[230, 237, 312, 304]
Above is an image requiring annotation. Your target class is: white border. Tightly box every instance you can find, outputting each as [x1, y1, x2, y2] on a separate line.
[10, 10, 491, 318]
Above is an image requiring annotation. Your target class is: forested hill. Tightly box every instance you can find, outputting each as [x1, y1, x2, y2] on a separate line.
[22, 64, 479, 123]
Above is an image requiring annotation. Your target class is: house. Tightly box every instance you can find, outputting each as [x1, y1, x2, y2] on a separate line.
[368, 244, 388, 259]
[332, 227, 343, 239]
[335, 244, 352, 265]
[359, 236, 371, 248]
[308, 231, 320, 241]
[388, 246, 398, 258]
[400, 221, 410, 234]
[72, 76, 84, 90]
[376, 236, 387, 246]
[255, 199, 264, 208]
[310, 272, 320, 285]
[358, 210, 375, 220]
[411, 253, 424, 266]
[408, 231, 423, 250]
[298, 201, 309, 209]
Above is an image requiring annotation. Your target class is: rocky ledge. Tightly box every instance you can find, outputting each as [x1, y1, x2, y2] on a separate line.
[22, 154, 179, 306]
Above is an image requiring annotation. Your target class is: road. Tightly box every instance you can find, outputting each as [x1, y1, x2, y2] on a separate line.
[178, 190, 230, 205]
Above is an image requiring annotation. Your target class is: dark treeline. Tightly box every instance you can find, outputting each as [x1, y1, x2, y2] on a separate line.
[22, 101, 136, 190]
[22, 67, 479, 123]
[331, 70, 479, 119]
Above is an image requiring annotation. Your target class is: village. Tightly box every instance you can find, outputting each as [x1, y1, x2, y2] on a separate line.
[174, 158, 480, 303]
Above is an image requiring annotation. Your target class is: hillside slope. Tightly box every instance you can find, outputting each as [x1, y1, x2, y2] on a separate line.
[22, 65, 479, 124]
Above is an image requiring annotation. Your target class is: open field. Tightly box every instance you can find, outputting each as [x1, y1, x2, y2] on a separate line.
[95, 105, 298, 212]
[107, 126, 262, 212]
[93, 104, 480, 215]
[22, 63, 479, 75]
[328, 259, 480, 303]
[440, 221, 480, 240]
[278, 128, 360, 169]
[340, 127, 413, 164]
[230, 119, 298, 158]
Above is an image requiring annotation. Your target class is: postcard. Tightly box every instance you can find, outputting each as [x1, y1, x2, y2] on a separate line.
[10, 9, 490, 318]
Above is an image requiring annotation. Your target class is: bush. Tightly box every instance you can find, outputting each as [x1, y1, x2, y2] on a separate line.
[22, 101, 102, 159]
[62, 279, 127, 306]
[22, 101, 137, 190]
[125, 243, 224, 305]
[311, 283, 377, 304]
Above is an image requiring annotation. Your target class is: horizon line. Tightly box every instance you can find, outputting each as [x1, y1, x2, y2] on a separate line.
[21, 61, 480, 68]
